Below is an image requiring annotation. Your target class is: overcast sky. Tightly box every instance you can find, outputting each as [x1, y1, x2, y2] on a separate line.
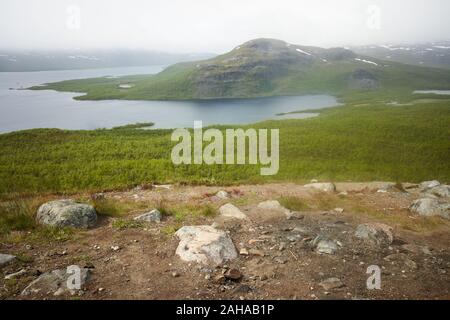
[1, 0, 450, 53]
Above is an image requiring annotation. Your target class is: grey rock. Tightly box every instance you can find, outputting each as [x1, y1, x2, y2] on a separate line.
[36, 199, 97, 228]
[313, 237, 338, 254]
[409, 198, 450, 220]
[355, 223, 394, 246]
[218, 203, 248, 220]
[175, 226, 238, 266]
[21, 265, 90, 296]
[420, 180, 440, 191]
[216, 190, 230, 199]
[319, 277, 345, 290]
[0, 254, 16, 268]
[134, 209, 162, 223]
[257, 200, 290, 215]
[303, 182, 336, 193]
[426, 185, 450, 198]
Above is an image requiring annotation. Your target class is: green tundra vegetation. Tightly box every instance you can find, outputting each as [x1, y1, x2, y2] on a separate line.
[1, 99, 449, 197]
[1, 39, 449, 197]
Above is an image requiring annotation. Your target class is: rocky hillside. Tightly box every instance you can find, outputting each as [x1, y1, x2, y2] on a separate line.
[33, 38, 450, 100]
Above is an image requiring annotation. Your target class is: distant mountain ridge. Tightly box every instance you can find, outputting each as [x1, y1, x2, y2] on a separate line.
[351, 41, 450, 70]
[0, 49, 214, 72]
[32, 38, 450, 101]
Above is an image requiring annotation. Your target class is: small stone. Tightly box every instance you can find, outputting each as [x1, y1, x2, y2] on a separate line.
[0, 254, 16, 268]
[260, 275, 269, 281]
[315, 239, 338, 255]
[303, 182, 336, 193]
[334, 208, 344, 213]
[355, 223, 394, 246]
[224, 268, 242, 281]
[319, 277, 345, 291]
[111, 246, 120, 251]
[248, 249, 265, 257]
[5, 269, 27, 280]
[239, 248, 249, 256]
[257, 200, 290, 215]
[172, 272, 180, 278]
[134, 209, 162, 223]
[214, 274, 226, 284]
[274, 256, 288, 264]
[216, 191, 230, 199]
[218, 203, 248, 220]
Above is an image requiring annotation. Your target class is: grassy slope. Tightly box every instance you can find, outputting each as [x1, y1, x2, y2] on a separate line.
[1, 99, 449, 197]
[31, 59, 450, 101]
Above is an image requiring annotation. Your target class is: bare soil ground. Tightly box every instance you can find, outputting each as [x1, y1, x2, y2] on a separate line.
[1, 182, 449, 300]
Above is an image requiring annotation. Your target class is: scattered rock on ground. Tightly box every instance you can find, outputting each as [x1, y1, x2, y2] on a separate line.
[0, 254, 16, 268]
[134, 209, 162, 223]
[319, 277, 345, 290]
[313, 237, 338, 255]
[5, 269, 27, 280]
[216, 190, 230, 199]
[426, 185, 450, 198]
[402, 183, 419, 190]
[420, 180, 440, 191]
[257, 200, 290, 215]
[21, 265, 90, 296]
[384, 253, 418, 269]
[224, 268, 242, 281]
[36, 199, 97, 228]
[218, 203, 248, 220]
[355, 223, 394, 246]
[175, 226, 238, 266]
[409, 198, 450, 220]
[303, 182, 336, 193]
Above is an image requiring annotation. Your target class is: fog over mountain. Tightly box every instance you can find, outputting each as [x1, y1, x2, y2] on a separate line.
[1, 0, 450, 53]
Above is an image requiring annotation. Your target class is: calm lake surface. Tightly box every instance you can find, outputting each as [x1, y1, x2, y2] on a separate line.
[413, 90, 450, 95]
[0, 66, 341, 133]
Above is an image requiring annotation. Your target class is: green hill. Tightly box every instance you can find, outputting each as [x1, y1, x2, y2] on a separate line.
[32, 38, 450, 101]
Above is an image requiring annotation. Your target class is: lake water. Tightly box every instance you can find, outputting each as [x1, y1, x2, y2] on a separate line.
[0, 66, 340, 133]
[413, 90, 450, 95]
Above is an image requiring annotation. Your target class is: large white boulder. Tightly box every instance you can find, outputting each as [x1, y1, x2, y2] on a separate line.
[175, 226, 237, 265]
[409, 198, 449, 220]
[36, 199, 97, 229]
[426, 185, 450, 198]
